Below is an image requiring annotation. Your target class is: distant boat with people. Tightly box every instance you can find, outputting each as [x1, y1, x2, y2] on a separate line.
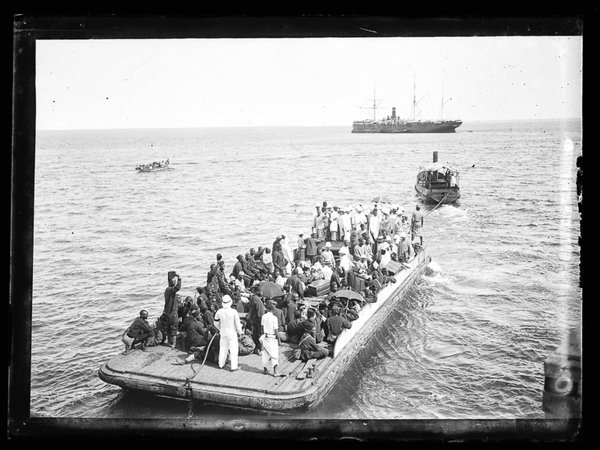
[352, 82, 462, 134]
[135, 159, 170, 172]
[415, 151, 461, 204]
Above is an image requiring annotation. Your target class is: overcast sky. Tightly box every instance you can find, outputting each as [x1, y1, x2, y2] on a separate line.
[35, 36, 582, 130]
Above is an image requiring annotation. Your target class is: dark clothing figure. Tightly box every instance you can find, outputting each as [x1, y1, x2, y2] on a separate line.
[283, 297, 297, 325]
[196, 292, 209, 312]
[330, 270, 343, 292]
[305, 235, 319, 263]
[215, 266, 231, 298]
[163, 271, 181, 347]
[285, 274, 305, 299]
[272, 236, 283, 256]
[326, 309, 352, 343]
[156, 312, 170, 345]
[248, 294, 265, 351]
[127, 316, 154, 348]
[272, 248, 287, 276]
[244, 254, 261, 277]
[203, 308, 218, 334]
[285, 316, 305, 344]
[298, 331, 329, 362]
[306, 312, 325, 344]
[207, 265, 217, 284]
[272, 305, 286, 333]
[185, 315, 206, 351]
[232, 258, 245, 279]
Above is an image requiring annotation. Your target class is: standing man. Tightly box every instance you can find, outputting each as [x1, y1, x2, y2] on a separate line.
[412, 204, 424, 246]
[340, 209, 352, 242]
[261, 300, 285, 377]
[248, 289, 266, 354]
[280, 235, 294, 275]
[329, 206, 340, 242]
[397, 232, 414, 263]
[321, 242, 336, 268]
[163, 271, 181, 349]
[215, 260, 231, 305]
[368, 207, 380, 244]
[214, 295, 243, 372]
[296, 233, 307, 264]
[305, 232, 320, 264]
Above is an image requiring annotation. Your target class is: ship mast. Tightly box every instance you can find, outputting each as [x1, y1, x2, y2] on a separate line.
[360, 88, 381, 121]
[440, 84, 452, 121]
[412, 78, 416, 121]
[412, 77, 423, 121]
[371, 88, 377, 121]
[441, 84, 444, 121]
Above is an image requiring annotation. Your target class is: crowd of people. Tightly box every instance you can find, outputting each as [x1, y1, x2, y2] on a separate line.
[135, 159, 170, 171]
[121, 201, 426, 377]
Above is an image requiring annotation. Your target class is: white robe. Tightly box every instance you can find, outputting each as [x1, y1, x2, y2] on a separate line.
[261, 312, 280, 368]
[214, 303, 243, 370]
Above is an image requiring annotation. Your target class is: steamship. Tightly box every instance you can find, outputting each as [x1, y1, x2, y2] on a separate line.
[352, 84, 462, 134]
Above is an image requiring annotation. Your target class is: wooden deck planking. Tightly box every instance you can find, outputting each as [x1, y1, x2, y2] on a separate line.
[110, 348, 172, 377]
[273, 359, 306, 393]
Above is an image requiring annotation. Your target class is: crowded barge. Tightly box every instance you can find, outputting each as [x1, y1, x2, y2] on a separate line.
[98, 201, 433, 412]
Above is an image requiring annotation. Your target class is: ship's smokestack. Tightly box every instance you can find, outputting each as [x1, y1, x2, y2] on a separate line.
[433, 151, 438, 163]
[392, 107, 396, 120]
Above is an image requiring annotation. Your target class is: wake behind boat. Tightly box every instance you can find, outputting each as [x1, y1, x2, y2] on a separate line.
[135, 159, 170, 172]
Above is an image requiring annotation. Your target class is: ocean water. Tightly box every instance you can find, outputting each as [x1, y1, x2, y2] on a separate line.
[29, 119, 582, 420]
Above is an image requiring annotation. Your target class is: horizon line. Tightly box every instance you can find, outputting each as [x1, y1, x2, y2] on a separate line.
[35, 117, 582, 133]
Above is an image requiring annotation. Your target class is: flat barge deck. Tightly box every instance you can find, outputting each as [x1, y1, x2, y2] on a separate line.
[98, 249, 431, 413]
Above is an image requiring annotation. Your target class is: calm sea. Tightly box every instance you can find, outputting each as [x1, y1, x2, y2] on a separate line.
[29, 119, 582, 420]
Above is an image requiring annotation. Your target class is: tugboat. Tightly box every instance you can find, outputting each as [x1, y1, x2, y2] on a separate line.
[415, 151, 460, 204]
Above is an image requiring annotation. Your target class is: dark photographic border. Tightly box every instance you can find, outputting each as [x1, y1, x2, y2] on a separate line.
[9, 13, 584, 442]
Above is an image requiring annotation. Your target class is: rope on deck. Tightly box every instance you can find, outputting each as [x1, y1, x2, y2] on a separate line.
[184, 333, 218, 418]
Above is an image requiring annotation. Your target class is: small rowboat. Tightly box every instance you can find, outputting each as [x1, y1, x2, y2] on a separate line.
[135, 160, 170, 172]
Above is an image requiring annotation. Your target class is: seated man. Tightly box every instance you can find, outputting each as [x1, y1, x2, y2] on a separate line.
[122, 309, 154, 354]
[298, 322, 329, 362]
[284, 310, 305, 344]
[325, 306, 352, 349]
[185, 309, 207, 351]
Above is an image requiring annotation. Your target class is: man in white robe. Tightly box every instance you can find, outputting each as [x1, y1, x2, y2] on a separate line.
[214, 295, 243, 371]
[261, 300, 284, 377]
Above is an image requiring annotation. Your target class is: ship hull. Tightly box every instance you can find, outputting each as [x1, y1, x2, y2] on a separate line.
[352, 120, 461, 134]
[415, 184, 460, 204]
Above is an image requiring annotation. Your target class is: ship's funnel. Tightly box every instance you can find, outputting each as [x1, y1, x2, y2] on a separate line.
[433, 151, 438, 163]
[392, 107, 396, 120]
